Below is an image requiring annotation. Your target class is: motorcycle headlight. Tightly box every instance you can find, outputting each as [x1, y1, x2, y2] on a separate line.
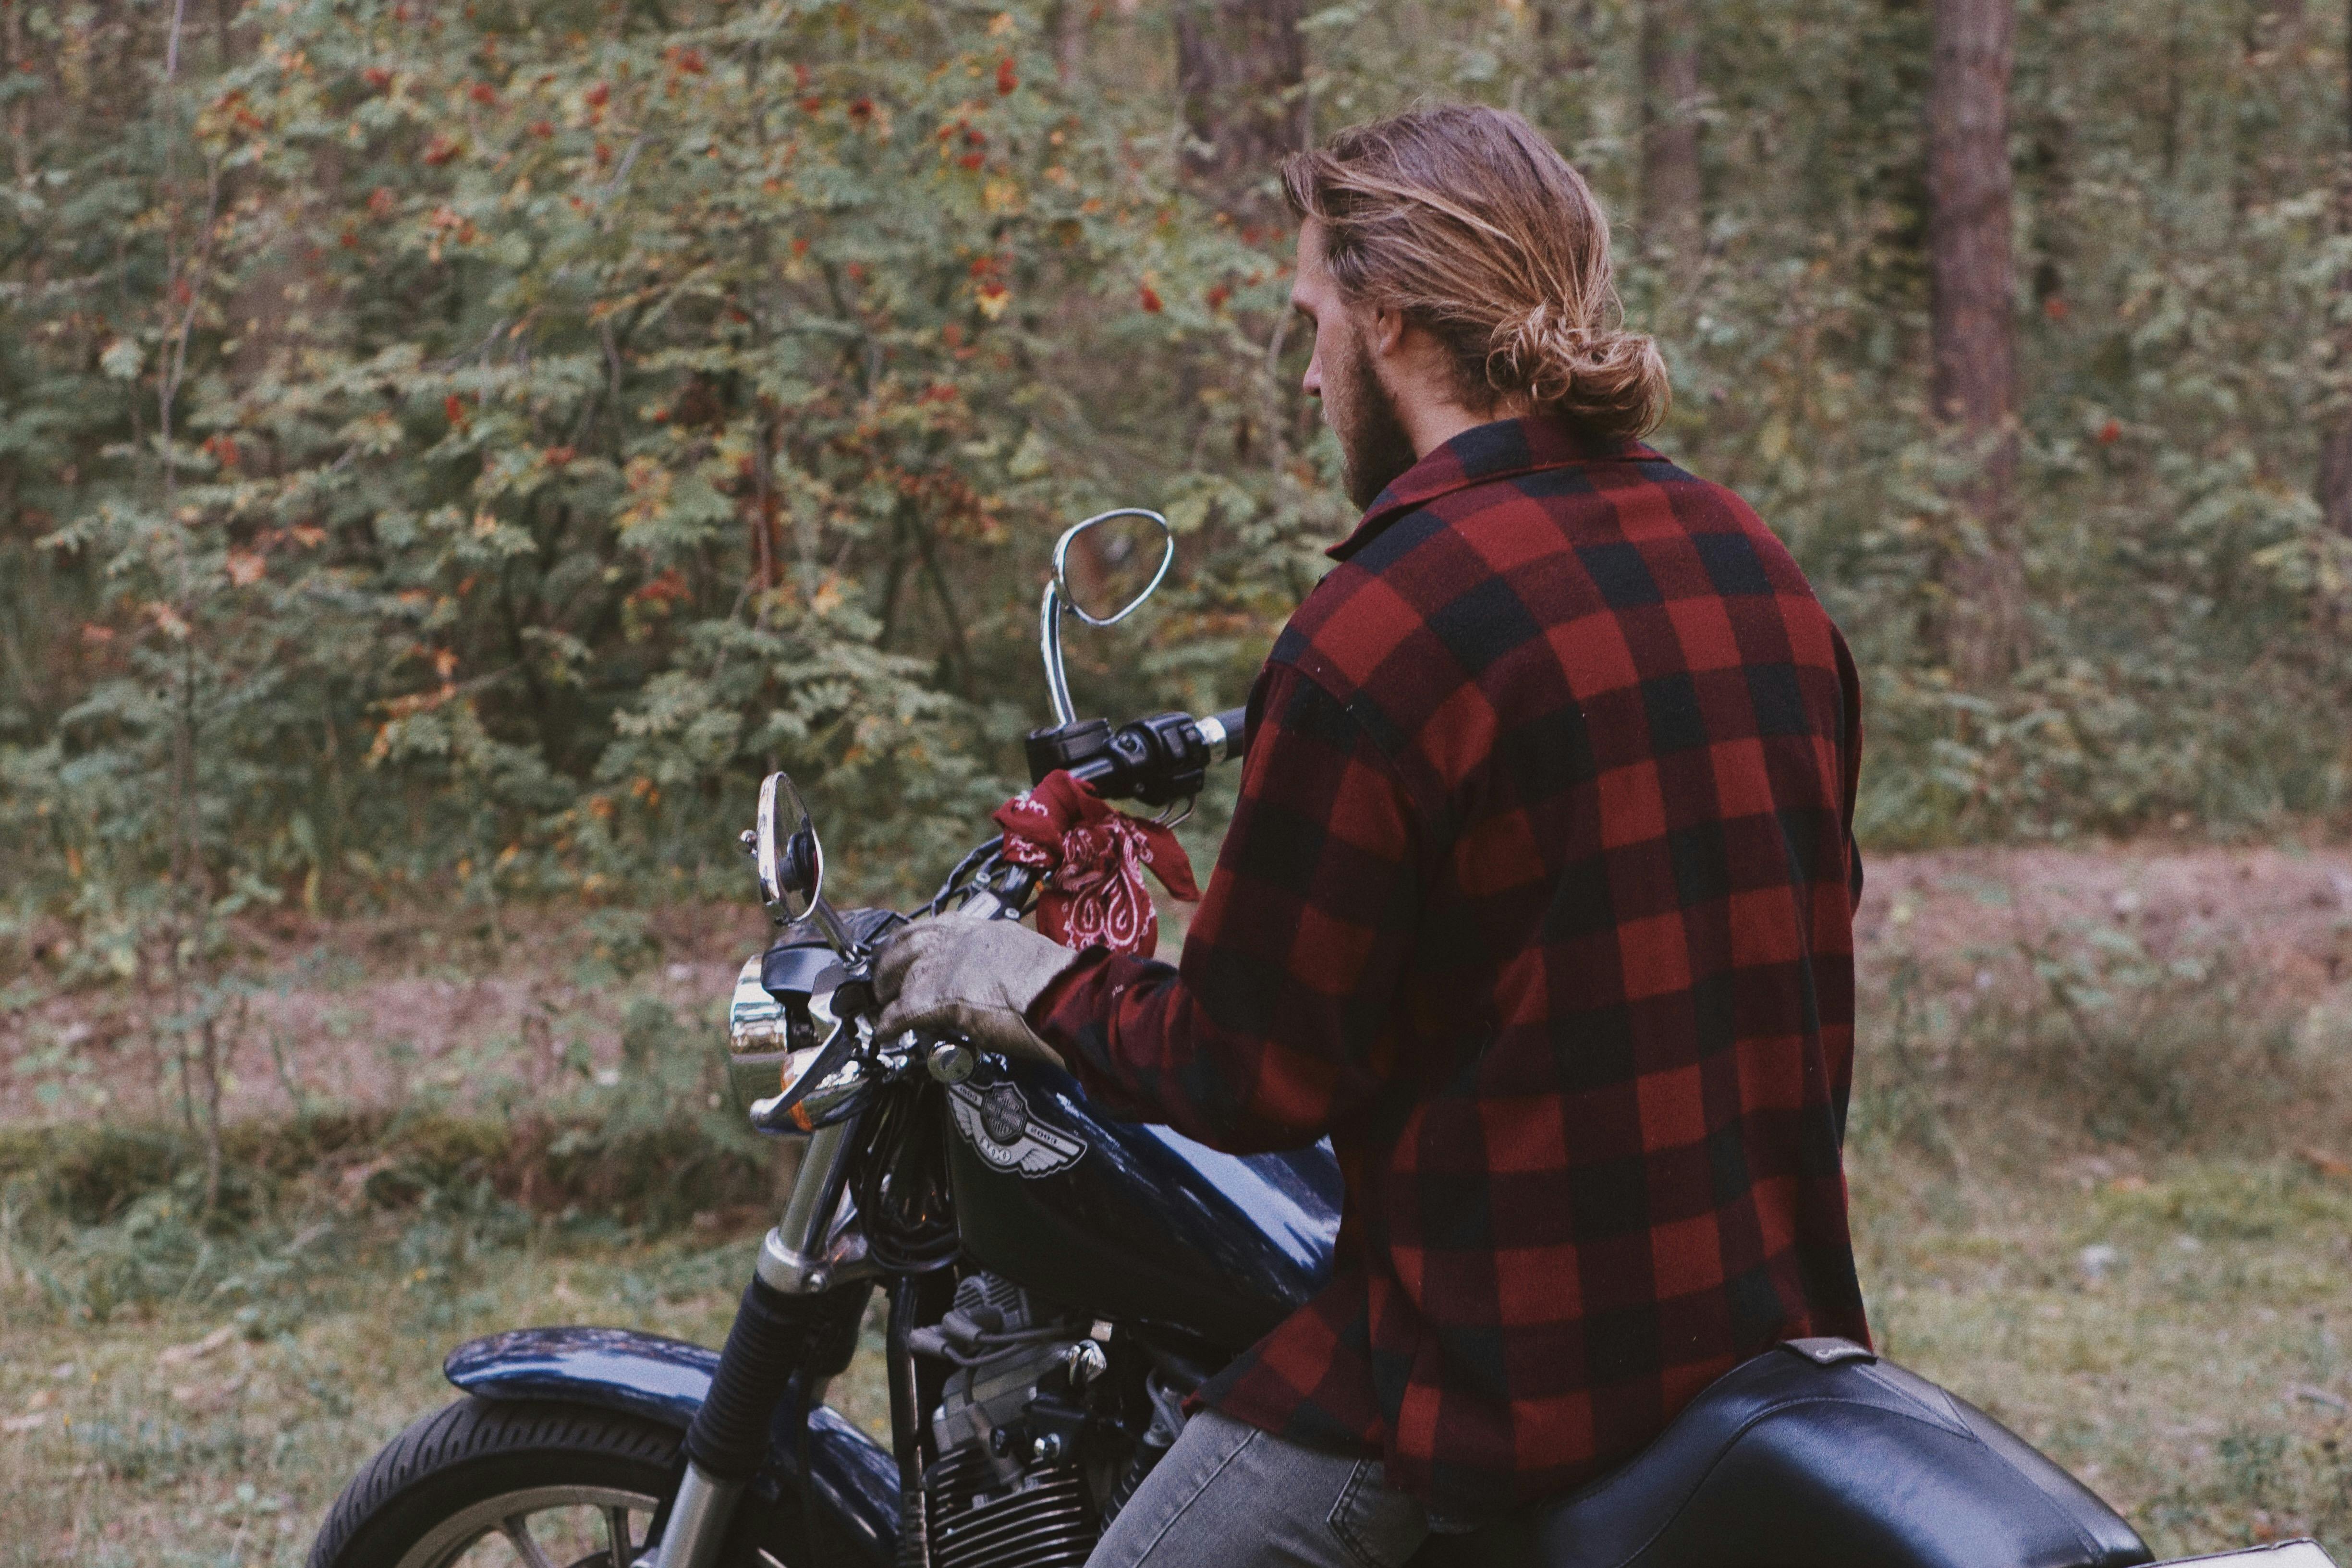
[726, 954, 830, 1112]
[728, 953, 792, 1053]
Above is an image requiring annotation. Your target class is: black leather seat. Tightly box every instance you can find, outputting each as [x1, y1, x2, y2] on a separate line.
[1414, 1339, 2152, 1568]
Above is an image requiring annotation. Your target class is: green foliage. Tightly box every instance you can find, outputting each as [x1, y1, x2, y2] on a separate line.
[0, 0, 1307, 935]
[0, 989, 769, 1325]
[2, 0, 2349, 957]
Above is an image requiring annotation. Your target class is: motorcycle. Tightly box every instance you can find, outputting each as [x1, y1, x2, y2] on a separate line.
[309, 510, 2340, 1568]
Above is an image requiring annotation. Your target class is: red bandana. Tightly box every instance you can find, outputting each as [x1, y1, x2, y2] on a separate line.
[994, 770, 1201, 958]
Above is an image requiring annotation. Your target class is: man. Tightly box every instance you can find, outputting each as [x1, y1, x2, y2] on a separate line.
[877, 103, 1871, 1567]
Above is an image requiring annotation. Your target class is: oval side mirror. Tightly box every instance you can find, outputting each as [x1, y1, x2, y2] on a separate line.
[1054, 509, 1174, 628]
[755, 771, 824, 921]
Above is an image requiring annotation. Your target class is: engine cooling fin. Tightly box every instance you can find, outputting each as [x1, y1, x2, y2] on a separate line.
[925, 1444, 1097, 1568]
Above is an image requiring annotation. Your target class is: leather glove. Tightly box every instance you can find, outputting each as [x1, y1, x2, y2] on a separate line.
[872, 912, 1077, 1068]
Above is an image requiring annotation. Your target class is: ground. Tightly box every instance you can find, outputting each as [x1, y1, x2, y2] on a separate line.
[4, 839, 2352, 1565]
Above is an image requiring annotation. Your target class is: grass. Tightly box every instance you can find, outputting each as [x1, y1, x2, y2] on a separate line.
[0, 1203, 894, 1568]
[2, 1144, 2347, 1564]
[1854, 1150, 2352, 1558]
[6, 847, 2352, 1564]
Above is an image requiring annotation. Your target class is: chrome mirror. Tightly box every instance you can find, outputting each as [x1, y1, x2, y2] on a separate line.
[756, 771, 824, 918]
[748, 771, 858, 956]
[1039, 508, 1174, 727]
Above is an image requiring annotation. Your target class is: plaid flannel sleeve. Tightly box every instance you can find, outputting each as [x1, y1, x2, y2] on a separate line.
[1028, 660, 1422, 1154]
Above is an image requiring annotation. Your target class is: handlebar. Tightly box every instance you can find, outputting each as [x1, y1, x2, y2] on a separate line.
[1023, 705, 1248, 808]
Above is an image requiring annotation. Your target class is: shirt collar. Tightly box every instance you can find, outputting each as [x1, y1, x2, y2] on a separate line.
[1326, 416, 1656, 562]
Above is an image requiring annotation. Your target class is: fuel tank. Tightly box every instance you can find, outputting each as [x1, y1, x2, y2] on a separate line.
[940, 1056, 1341, 1352]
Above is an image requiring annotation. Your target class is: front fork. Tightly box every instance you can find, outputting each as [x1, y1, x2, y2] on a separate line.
[650, 1118, 867, 1568]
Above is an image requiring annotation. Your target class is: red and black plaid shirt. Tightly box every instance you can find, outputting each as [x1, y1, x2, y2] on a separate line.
[1031, 415, 1870, 1515]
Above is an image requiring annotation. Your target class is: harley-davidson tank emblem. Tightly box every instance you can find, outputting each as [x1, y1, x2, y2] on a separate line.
[948, 1082, 1086, 1177]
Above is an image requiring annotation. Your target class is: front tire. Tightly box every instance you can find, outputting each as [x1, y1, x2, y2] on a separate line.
[308, 1398, 685, 1568]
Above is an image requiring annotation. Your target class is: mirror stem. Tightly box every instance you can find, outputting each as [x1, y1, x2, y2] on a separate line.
[1039, 581, 1078, 728]
[803, 893, 861, 960]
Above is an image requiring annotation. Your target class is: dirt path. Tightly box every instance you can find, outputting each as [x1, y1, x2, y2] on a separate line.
[6, 840, 2352, 1130]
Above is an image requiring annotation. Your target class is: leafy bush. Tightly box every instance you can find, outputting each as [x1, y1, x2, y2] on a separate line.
[3, 0, 2348, 956]
[0, 990, 780, 1327]
[1852, 914, 2343, 1158]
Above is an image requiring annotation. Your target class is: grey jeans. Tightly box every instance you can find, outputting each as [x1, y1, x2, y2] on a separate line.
[1085, 1410, 1431, 1568]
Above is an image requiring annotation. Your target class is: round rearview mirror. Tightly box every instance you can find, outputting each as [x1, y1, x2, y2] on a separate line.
[1054, 509, 1174, 629]
[755, 772, 824, 921]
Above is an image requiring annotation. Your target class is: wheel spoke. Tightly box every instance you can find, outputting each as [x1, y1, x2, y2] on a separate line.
[499, 1515, 560, 1568]
[604, 1505, 634, 1568]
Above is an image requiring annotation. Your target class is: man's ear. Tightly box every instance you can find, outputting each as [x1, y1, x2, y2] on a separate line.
[1367, 304, 1408, 361]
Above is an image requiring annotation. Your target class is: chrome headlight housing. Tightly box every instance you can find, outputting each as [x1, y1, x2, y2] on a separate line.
[727, 953, 824, 1116]
[728, 947, 884, 1133]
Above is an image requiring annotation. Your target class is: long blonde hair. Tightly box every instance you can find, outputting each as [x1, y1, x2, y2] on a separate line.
[1281, 105, 1669, 442]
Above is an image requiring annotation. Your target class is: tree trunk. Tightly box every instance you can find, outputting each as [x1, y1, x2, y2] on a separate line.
[1639, 0, 1703, 283]
[1174, 0, 1306, 225]
[1927, 0, 2023, 683]
[3, 0, 31, 182]
[2320, 0, 2352, 538]
[1052, 0, 1087, 85]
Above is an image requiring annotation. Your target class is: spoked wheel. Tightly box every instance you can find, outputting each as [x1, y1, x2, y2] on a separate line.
[308, 1399, 699, 1568]
[390, 1483, 657, 1568]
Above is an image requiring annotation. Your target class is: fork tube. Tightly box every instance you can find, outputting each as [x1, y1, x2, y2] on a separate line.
[760, 1118, 857, 1295]
[649, 1466, 738, 1568]
[655, 1123, 860, 1568]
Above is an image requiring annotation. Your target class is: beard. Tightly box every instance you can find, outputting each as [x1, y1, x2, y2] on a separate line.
[1326, 325, 1419, 510]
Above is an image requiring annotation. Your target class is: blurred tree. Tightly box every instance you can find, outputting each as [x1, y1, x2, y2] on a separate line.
[1053, 0, 1090, 84]
[2, 0, 28, 182]
[2321, 0, 2352, 537]
[1928, 0, 2023, 681]
[1638, 0, 1703, 284]
[6, 0, 2352, 958]
[1175, 0, 1307, 221]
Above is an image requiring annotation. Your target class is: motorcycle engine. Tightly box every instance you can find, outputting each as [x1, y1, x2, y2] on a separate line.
[915, 1272, 1112, 1568]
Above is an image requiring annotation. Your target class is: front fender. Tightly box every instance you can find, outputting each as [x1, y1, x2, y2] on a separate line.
[445, 1326, 900, 1562]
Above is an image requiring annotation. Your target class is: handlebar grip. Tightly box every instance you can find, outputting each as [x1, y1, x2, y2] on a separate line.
[1200, 706, 1248, 765]
[1049, 706, 1249, 803]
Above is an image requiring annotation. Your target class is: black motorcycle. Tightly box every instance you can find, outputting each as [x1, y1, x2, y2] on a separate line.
[308, 511, 2337, 1568]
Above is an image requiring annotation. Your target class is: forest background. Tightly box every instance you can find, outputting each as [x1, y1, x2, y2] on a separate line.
[9, 0, 2352, 1561]
[8, 0, 2351, 951]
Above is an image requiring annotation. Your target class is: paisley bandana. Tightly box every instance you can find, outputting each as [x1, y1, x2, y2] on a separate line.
[993, 770, 1201, 958]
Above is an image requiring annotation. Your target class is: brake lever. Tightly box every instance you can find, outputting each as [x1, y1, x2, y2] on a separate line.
[748, 1013, 866, 1133]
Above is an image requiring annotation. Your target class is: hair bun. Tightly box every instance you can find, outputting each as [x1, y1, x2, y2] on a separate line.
[1487, 304, 1667, 439]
